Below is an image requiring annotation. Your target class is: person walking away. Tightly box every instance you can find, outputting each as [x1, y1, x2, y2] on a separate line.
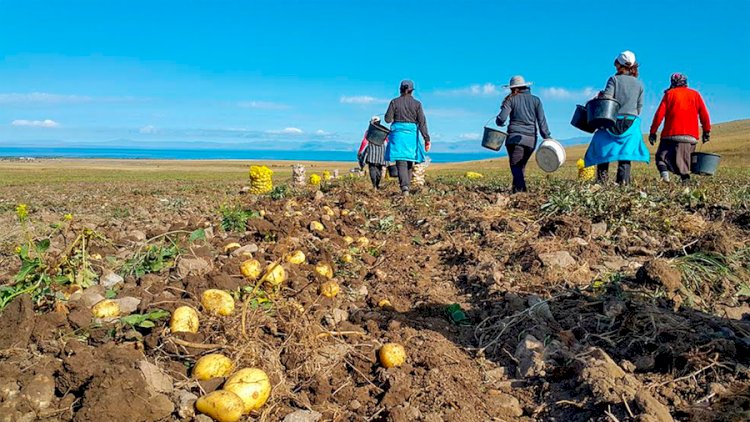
[649, 73, 711, 183]
[384, 80, 431, 196]
[495, 75, 551, 193]
[584, 50, 649, 185]
[357, 116, 388, 188]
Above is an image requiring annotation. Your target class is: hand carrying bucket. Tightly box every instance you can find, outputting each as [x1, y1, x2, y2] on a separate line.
[586, 98, 620, 129]
[571, 104, 595, 133]
[480, 117, 507, 151]
[535, 139, 566, 173]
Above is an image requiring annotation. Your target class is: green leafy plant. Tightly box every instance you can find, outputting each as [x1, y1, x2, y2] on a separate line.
[120, 309, 170, 328]
[219, 204, 260, 232]
[269, 185, 290, 200]
[123, 242, 180, 278]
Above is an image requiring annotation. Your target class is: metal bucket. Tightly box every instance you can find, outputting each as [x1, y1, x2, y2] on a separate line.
[387, 164, 399, 177]
[586, 98, 620, 129]
[691, 152, 721, 175]
[571, 104, 595, 133]
[481, 127, 507, 151]
[366, 122, 390, 146]
[535, 139, 566, 173]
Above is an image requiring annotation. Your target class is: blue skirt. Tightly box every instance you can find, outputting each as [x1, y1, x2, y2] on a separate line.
[584, 116, 650, 167]
[385, 122, 426, 163]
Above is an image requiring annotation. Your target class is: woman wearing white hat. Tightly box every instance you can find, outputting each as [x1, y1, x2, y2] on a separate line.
[583, 50, 649, 185]
[495, 75, 551, 193]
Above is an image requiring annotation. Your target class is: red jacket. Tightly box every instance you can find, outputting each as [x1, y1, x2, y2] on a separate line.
[650, 87, 710, 139]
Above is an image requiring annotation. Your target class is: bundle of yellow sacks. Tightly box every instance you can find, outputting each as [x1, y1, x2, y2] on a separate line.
[577, 159, 595, 181]
[249, 165, 274, 194]
[464, 171, 484, 180]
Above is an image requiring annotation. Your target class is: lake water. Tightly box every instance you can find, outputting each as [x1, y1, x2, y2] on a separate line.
[0, 147, 504, 163]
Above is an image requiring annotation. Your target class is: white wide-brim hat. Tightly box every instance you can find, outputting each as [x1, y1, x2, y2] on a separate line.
[504, 75, 533, 89]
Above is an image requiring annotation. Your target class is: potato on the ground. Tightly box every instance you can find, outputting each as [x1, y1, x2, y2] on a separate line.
[92, 299, 121, 318]
[309, 221, 324, 232]
[356, 237, 370, 248]
[223, 242, 241, 254]
[343, 236, 354, 245]
[341, 253, 353, 264]
[240, 259, 262, 280]
[379, 343, 406, 368]
[195, 390, 245, 422]
[193, 353, 234, 380]
[223, 368, 272, 413]
[261, 262, 287, 286]
[322, 205, 335, 216]
[201, 289, 235, 316]
[315, 262, 333, 279]
[320, 280, 340, 298]
[285, 250, 306, 264]
[170, 306, 200, 333]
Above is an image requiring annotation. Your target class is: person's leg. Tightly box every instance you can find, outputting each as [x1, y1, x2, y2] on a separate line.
[596, 163, 610, 183]
[507, 145, 530, 193]
[396, 160, 412, 193]
[368, 164, 380, 188]
[516, 146, 533, 192]
[616, 161, 632, 185]
[655, 141, 671, 182]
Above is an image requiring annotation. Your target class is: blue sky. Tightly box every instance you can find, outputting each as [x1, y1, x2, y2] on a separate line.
[1, 0, 748, 152]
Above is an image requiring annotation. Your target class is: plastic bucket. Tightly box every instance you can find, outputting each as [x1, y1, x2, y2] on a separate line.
[691, 152, 721, 175]
[481, 127, 507, 151]
[570, 104, 595, 133]
[586, 98, 620, 129]
[387, 164, 399, 177]
[366, 122, 390, 146]
[535, 139, 567, 173]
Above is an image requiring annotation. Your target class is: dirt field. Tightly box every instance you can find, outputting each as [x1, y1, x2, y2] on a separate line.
[1, 124, 749, 422]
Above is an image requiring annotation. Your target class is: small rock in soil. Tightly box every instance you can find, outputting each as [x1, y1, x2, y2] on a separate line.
[637, 259, 683, 294]
[174, 390, 198, 419]
[176, 257, 213, 278]
[75, 285, 107, 308]
[138, 360, 173, 394]
[232, 244, 259, 257]
[115, 297, 142, 315]
[283, 409, 323, 422]
[591, 222, 607, 237]
[538, 251, 576, 269]
[487, 390, 523, 418]
[100, 271, 124, 288]
[514, 334, 546, 378]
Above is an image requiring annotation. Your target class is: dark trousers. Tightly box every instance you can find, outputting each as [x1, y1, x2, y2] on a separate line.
[368, 163, 383, 188]
[507, 144, 533, 193]
[395, 160, 414, 192]
[596, 161, 632, 185]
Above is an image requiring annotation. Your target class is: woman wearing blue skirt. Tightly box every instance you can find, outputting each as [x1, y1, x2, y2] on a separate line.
[584, 50, 650, 185]
[384, 80, 431, 196]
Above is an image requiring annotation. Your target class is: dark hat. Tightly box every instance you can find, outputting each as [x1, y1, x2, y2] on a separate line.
[400, 80, 414, 91]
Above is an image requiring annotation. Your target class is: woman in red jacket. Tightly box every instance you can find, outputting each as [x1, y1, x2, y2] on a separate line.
[649, 73, 711, 182]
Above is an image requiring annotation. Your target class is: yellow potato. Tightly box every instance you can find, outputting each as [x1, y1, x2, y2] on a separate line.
[223, 243, 241, 254]
[315, 263, 333, 279]
[92, 299, 120, 318]
[193, 353, 234, 380]
[310, 221, 324, 232]
[342, 236, 354, 245]
[240, 259, 262, 280]
[320, 281, 340, 298]
[341, 253, 353, 264]
[341, 210, 350, 217]
[285, 250, 306, 265]
[378, 299, 392, 308]
[261, 262, 287, 286]
[195, 390, 245, 422]
[356, 237, 370, 248]
[201, 289, 235, 316]
[223, 368, 272, 413]
[379, 343, 406, 368]
[322, 206, 335, 217]
[170, 306, 200, 333]
[259, 210, 266, 217]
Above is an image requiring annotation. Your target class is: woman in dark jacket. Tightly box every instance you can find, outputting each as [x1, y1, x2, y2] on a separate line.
[496, 75, 551, 193]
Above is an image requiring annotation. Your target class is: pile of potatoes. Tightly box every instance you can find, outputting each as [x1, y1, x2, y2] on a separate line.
[193, 354, 272, 422]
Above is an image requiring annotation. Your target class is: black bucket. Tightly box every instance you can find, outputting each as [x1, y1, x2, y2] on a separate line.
[387, 164, 399, 177]
[366, 123, 389, 146]
[571, 104, 595, 133]
[691, 152, 721, 175]
[586, 98, 620, 129]
[481, 127, 507, 151]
